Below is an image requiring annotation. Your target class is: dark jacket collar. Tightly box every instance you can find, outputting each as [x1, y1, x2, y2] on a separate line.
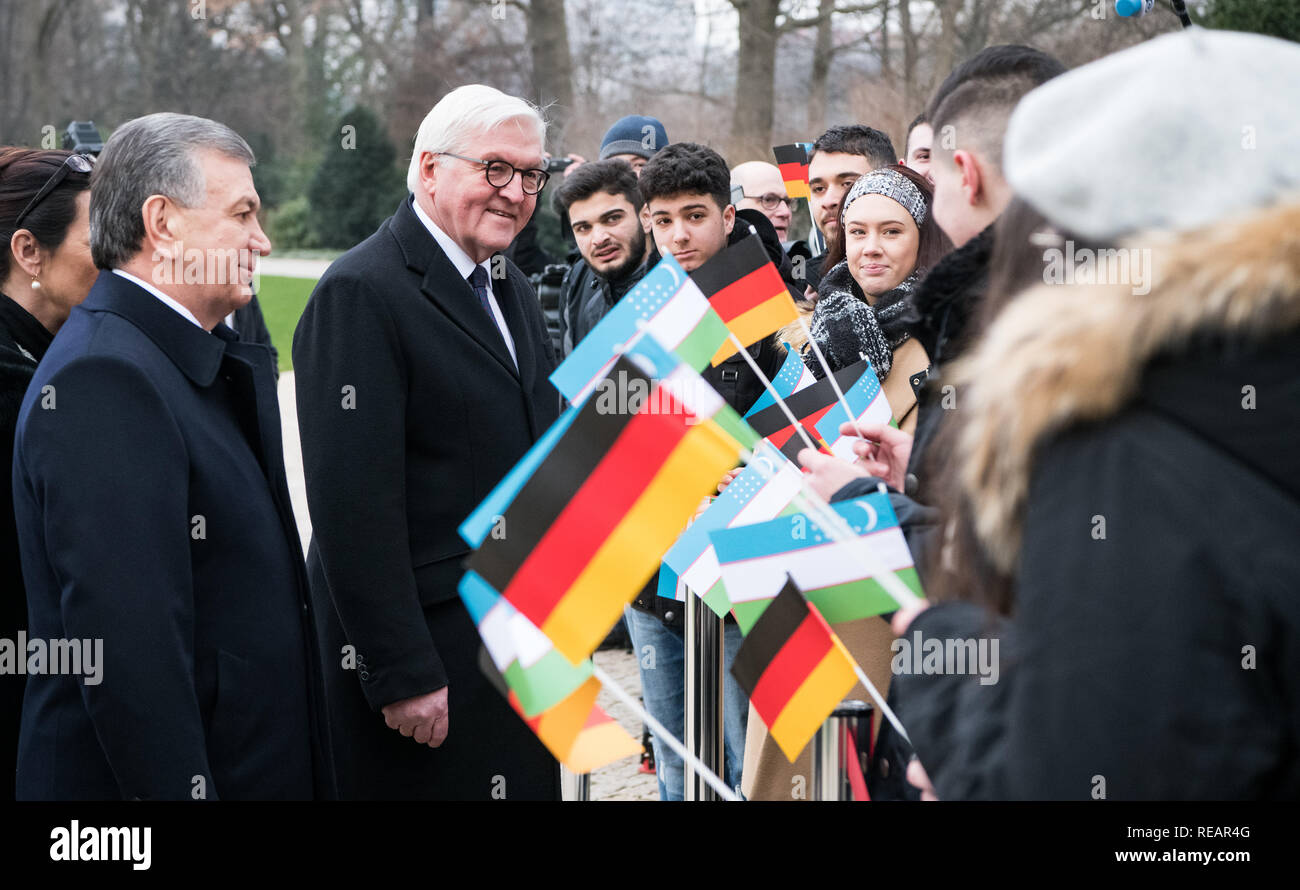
[597, 260, 648, 308]
[0, 291, 54, 364]
[387, 195, 531, 384]
[80, 269, 228, 386]
[911, 222, 995, 364]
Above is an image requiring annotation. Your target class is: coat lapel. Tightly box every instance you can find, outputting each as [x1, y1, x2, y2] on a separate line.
[419, 254, 519, 379]
[388, 197, 520, 379]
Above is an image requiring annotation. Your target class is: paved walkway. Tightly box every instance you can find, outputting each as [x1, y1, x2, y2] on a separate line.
[261, 257, 334, 279]
[277, 373, 658, 801]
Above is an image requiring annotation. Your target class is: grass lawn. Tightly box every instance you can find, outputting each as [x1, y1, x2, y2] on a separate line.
[258, 274, 318, 372]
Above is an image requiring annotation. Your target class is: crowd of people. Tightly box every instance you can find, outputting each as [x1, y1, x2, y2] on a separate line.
[1, 24, 1297, 801]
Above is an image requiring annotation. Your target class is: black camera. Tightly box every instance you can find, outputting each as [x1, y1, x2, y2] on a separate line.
[63, 121, 103, 156]
[545, 156, 573, 175]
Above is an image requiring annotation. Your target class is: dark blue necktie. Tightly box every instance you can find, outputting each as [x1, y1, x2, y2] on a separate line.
[468, 265, 495, 320]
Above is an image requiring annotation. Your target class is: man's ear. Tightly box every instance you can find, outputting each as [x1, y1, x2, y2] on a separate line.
[141, 194, 181, 260]
[722, 202, 735, 235]
[640, 205, 651, 234]
[952, 150, 983, 208]
[418, 151, 439, 199]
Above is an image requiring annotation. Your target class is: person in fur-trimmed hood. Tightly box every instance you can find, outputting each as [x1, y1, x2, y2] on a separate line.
[892, 28, 1300, 800]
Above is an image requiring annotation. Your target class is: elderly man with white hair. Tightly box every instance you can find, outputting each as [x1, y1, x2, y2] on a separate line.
[293, 84, 562, 800]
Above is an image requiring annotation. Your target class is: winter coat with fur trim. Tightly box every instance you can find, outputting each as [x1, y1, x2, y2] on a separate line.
[893, 200, 1300, 800]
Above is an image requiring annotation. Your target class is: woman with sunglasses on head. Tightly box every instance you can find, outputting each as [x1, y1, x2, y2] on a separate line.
[0, 147, 97, 800]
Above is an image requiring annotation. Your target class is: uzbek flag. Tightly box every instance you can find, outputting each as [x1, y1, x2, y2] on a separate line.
[478, 650, 642, 774]
[550, 253, 731, 403]
[656, 562, 684, 603]
[709, 492, 923, 634]
[746, 357, 876, 461]
[773, 143, 812, 200]
[813, 357, 893, 461]
[690, 234, 799, 365]
[467, 352, 756, 664]
[459, 569, 591, 717]
[743, 342, 817, 419]
[661, 441, 804, 617]
[731, 578, 858, 762]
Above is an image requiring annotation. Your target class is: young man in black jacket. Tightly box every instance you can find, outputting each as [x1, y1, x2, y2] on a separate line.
[552, 160, 651, 349]
[555, 116, 669, 356]
[623, 141, 786, 799]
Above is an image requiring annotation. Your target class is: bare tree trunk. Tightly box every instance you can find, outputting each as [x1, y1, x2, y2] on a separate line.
[807, 0, 834, 135]
[900, 0, 917, 115]
[935, 0, 961, 88]
[527, 0, 576, 146]
[730, 0, 781, 161]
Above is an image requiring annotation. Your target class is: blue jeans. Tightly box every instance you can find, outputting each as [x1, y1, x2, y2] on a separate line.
[624, 605, 748, 800]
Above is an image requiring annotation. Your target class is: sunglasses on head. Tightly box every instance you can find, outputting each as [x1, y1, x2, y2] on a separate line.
[13, 153, 94, 231]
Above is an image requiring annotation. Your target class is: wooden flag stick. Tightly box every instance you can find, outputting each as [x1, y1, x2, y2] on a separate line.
[726, 332, 819, 454]
[733, 450, 927, 747]
[740, 447, 924, 614]
[794, 314, 863, 450]
[591, 663, 740, 801]
[848, 662, 911, 746]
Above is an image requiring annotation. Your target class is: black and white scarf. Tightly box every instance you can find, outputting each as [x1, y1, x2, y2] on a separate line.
[803, 260, 920, 381]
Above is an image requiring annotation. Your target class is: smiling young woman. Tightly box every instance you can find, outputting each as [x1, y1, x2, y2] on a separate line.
[782, 164, 952, 433]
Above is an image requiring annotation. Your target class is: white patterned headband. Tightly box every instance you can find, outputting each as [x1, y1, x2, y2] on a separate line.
[840, 168, 927, 228]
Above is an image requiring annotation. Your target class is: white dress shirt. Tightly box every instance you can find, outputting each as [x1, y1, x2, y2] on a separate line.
[113, 269, 205, 330]
[412, 199, 518, 368]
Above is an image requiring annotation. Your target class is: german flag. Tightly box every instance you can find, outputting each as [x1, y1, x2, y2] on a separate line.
[467, 354, 748, 664]
[480, 650, 642, 774]
[746, 357, 874, 461]
[691, 234, 799, 365]
[773, 143, 812, 200]
[731, 578, 859, 762]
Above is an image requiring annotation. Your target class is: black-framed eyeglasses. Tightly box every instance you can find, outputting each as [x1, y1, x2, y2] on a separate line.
[13, 153, 94, 230]
[438, 152, 550, 195]
[744, 192, 797, 212]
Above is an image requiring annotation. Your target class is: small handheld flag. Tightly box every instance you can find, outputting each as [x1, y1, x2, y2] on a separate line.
[690, 234, 799, 365]
[478, 649, 641, 774]
[459, 569, 592, 717]
[773, 143, 812, 200]
[710, 491, 922, 633]
[731, 578, 858, 762]
[743, 342, 817, 419]
[467, 352, 755, 663]
[812, 357, 893, 460]
[550, 253, 731, 403]
[746, 357, 879, 461]
[662, 440, 803, 616]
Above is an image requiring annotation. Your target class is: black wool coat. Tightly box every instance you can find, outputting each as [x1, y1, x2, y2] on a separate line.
[12, 271, 331, 800]
[293, 195, 563, 800]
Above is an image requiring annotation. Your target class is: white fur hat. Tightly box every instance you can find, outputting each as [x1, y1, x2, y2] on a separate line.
[1004, 28, 1300, 240]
